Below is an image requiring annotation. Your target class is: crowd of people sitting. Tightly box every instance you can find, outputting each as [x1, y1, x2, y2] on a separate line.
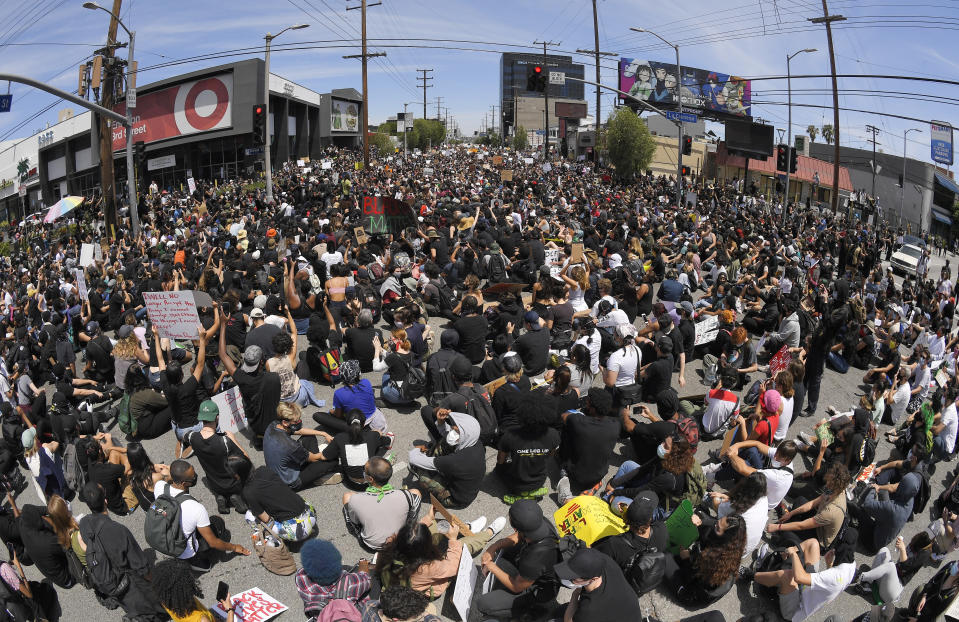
[0, 143, 955, 622]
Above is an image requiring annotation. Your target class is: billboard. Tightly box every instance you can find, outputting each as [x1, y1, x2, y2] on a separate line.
[555, 102, 588, 119]
[331, 98, 359, 133]
[931, 121, 954, 166]
[111, 73, 233, 151]
[726, 119, 774, 157]
[618, 58, 751, 118]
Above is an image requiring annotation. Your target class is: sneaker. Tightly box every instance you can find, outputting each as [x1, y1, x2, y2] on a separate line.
[189, 557, 212, 573]
[755, 541, 771, 565]
[825, 406, 838, 417]
[738, 565, 755, 582]
[799, 431, 816, 446]
[384, 432, 395, 450]
[215, 494, 230, 515]
[795, 438, 810, 452]
[384, 451, 397, 465]
[318, 472, 343, 486]
[229, 495, 248, 515]
[758, 364, 770, 374]
[557, 475, 573, 505]
[468, 516, 488, 533]
[487, 516, 508, 538]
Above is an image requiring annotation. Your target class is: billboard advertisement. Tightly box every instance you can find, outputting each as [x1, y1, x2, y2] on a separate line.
[331, 98, 359, 133]
[931, 121, 954, 166]
[111, 73, 233, 151]
[618, 58, 751, 118]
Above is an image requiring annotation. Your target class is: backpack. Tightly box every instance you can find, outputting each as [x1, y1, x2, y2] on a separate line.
[62, 440, 87, 497]
[797, 307, 820, 341]
[116, 393, 135, 436]
[82, 518, 130, 603]
[400, 367, 427, 401]
[674, 414, 700, 449]
[143, 482, 193, 557]
[859, 437, 877, 469]
[426, 357, 458, 406]
[665, 462, 708, 512]
[913, 467, 932, 516]
[458, 386, 498, 446]
[308, 346, 341, 384]
[557, 533, 588, 562]
[314, 579, 363, 622]
[487, 253, 507, 283]
[622, 537, 666, 596]
[430, 279, 458, 314]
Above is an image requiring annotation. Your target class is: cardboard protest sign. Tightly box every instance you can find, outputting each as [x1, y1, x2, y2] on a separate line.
[452, 538, 479, 622]
[79, 243, 95, 267]
[553, 495, 626, 545]
[769, 345, 792, 377]
[570, 243, 584, 264]
[212, 386, 246, 434]
[354, 226, 368, 245]
[694, 315, 719, 346]
[142, 291, 201, 340]
[217, 588, 287, 622]
[360, 196, 417, 235]
[75, 269, 88, 301]
[500, 170, 513, 182]
[492, 155, 503, 166]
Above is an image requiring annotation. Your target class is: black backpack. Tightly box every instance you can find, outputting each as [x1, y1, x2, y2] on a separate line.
[80, 517, 129, 604]
[457, 385, 498, 446]
[430, 279, 458, 314]
[487, 253, 507, 283]
[913, 467, 932, 516]
[400, 367, 427, 401]
[622, 537, 666, 596]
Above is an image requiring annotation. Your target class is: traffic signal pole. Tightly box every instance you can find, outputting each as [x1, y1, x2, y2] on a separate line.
[534, 40, 558, 161]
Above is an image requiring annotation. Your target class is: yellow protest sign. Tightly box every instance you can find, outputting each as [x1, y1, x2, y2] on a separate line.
[553, 495, 626, 545]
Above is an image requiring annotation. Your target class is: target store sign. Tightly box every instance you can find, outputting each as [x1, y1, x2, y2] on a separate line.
[111, 73, 233, 151]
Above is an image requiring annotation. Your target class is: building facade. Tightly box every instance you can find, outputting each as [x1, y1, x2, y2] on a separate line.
[500, 53, 586, 139]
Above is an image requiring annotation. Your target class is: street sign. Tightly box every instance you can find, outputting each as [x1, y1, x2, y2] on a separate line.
[0, 95, 11, 113]
[126, 90, 136, 109]
[549, 71, 565, 85]
[244, 147, 264, 156]
[18, 185, 25, 198]
[665, 110, 698, 124]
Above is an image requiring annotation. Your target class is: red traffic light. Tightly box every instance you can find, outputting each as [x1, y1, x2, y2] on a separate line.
[533, 66, 542, 74]
[255, 106, 263, 115]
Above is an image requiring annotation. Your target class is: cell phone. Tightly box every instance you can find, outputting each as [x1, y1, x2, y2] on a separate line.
[216, 581, 229, 602]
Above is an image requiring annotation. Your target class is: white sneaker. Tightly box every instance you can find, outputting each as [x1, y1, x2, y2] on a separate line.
[487, 516, 508, 538]
[468, 516, 488, 533]
[702, 462, 721, 485]
[799, 431, 816, 446]
[557, 475, 573, 505]
[755, 541, 770, 565]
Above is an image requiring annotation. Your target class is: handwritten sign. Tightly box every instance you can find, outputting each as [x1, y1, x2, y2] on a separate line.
[523, 157, 534, 165]
[553, 495, 625, 545]
[542, 163, 552, 173]
[500, 169, 513, 182]
[492, 155, 503, 166]
[142, 290, 200, 340]
[79, 243, 95, 267]
[75, 269, 88, 301]
[322, 160, 332, 170]
[545, 248, 562, 277]
[187, 177, 196, 194]
[354, 226, 368, 245]
[222, 588, 287, 622]
[451, 538, 478, 622]
[769, 345, 793, 378]
[361, 196, 416, 235]
[212, 386, 247, 434]
[423, 167, 434, 176]
[694, 315, 719, 346]
[93, 243, 103, 263]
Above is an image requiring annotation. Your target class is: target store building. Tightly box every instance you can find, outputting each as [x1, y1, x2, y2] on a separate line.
[35, 58, 361, 205]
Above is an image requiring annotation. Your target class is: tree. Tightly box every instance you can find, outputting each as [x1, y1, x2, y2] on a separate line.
[410, 118, 446, 150]
[16, 158, 28, 182]
[479, 132, 503, 147]
[821, 124, 834, 145]
[512, 125, 528, 151]
[605, 107, 656, 180]
[807, 125, 818, 143]
[367, 132, 395, 156]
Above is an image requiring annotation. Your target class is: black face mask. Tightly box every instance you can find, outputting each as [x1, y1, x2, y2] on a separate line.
[181, 476, 198, 488]
[287, 421, 303, 434]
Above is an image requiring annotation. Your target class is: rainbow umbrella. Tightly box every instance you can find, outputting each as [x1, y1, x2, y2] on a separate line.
[44, 196, 84, 223]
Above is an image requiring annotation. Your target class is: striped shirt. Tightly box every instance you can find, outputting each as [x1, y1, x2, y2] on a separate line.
[295, 569, 370, 619]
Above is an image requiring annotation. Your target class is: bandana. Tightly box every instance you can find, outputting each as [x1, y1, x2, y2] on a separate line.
[365, 483, 394, 502]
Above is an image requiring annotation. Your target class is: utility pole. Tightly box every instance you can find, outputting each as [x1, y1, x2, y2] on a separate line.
[416, 69, 433, 121]
[866, 124, 880, 199]
[434, 96, 444, 121]
[95, 0, 123, 237]
[345, 0, 383, 170]
[533, 40, 559, 161]
[810, 1, 846, 213]
[575, 0, 616, 131]
[490, 105, 498, 137]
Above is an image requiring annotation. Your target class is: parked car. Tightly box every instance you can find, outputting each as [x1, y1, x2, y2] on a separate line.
[891, 243, 923, 277]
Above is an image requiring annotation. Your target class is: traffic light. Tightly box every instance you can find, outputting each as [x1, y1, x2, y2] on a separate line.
[776, 144, 788, 171]
[252, 104, 266, 146]
[681, 165, 690, 176]
[133, 140, 146, 168]
[788, 147, 798, 173]
[526, 65, 546, 93]
[682, 135, 692, 156]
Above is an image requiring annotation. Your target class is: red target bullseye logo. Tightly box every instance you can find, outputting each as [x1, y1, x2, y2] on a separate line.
[174, 75, 232, 134]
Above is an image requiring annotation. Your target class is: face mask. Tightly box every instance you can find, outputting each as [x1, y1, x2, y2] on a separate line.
[446, 429, 460, 446]
[288, 421, 303, 434]
[656, 443, 668, 459]
[951, 562, 959, 577]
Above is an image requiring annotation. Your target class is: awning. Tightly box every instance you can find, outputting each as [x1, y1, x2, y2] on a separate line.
[936, 172, 959, 195]
[933, 209, 953, 225]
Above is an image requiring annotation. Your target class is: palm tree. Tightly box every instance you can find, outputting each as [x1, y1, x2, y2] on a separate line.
[821, 124, 834, 145]
[807, 125, 818, 143]
[16, 158, 28, 182]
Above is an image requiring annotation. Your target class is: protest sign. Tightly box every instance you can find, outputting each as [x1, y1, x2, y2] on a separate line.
[75, 269, 88, 301]
[212, 386, 246, 434]
[296, 159, 304, 167]
[423, 167, 434, 176]
[93, 243, 103, 263]
[542, 163, 552, 173]
[769, 345, 792, 377]
[523, 157, 534, 164]
[187, 177, 196, 194]
[360, 196, 417, 235]
[79, 244, 95, 267]
[665, 499, 699, 554]
[220, 588, 287, 622]
[500, 170, 513, 182]
[545, 248, 562, 277]
[570, 243, 584, 265]
[321, 160, 332, 170]
[694, 315, 719, 346]
[354, 226, 368, 245]
[451, 538, 478, 622]
[553, 495, 626, 545]
[492, 155, 503, 166]
[142, 291, 200, 340]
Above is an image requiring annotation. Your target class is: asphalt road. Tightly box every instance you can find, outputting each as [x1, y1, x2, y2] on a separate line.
[27, 249, 959, 622]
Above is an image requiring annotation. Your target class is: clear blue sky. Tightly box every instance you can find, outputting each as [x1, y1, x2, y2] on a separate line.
[0, 0, 956, 164]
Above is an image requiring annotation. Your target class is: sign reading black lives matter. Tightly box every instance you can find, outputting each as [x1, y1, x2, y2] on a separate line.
[361, 196, 417, 234]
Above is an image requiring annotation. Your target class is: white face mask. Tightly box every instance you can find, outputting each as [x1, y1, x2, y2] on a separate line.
[446, 429, 460, 446]
[656, 443, 668, 459]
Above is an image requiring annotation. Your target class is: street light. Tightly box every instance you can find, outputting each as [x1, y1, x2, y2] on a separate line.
[83, 1, 140, 234]
[263, 23, 310, 203]
[631, 27, 683, 210]
[784, 48, 816, 221]
[901, 128, 921, 226]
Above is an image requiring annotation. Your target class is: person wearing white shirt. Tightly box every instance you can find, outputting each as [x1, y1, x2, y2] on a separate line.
[886, 368, 912, 426]
[706, 439, 797, 511]
[712, 471, 768, 558]
[933, 391, 959, 461]
[774, 372, 796, 442]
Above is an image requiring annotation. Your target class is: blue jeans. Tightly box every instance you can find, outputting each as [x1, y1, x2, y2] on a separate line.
[293, 317, 310, 335]
[172, 421, 203, 442]
[283, 380, 325, 408]
[381, 372, 415, 405]
[602, 460, 670, 521]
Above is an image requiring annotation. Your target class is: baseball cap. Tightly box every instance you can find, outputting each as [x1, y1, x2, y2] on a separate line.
[198, 400, 219, 422]
[20, 427, 36, 449]
[554, 547, 606, 582]
[762, 389, 782, 414]
[680, 301, 695, 317]
[655, 335, 674, 354]
[508, 500, 552, 540]
[85, 321, 100, 335]
[241, 345, 263, 372]
[625, 491, 659, 527]
[524, 310, 541, 329]
[249, 307, 265, 319]
[450, 356, 473, 380]
[117, 325, 134, 339]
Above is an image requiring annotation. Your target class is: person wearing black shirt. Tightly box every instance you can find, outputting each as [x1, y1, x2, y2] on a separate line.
[513, 311, 550, 376]
[496, 397, 560, 501]
[408, 410, 486, 509]
[554, 547, 642, 622]
[244, 308, 280, 359]
[344, 309, 380, 372]
[453, 297, 488, 364]
[426, 228, 450, 266]
[477, 500, 561, 619]
[557, 388, 621, 503]
[87, 282, 109, 327]
[491, 355, 531, 433]
[85, 438, 131, 516]
[243, 466, 317, 542]
[83, 322, 114, 383]
[322, 409, 391, 487]
[18, 503, 73, 588]
[639, 336, 674, 402]
[592, 491, 669, 595]
[158, 323, 210, 459]
[218, 324, 281, 449]
[185, 400, 251, 515]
